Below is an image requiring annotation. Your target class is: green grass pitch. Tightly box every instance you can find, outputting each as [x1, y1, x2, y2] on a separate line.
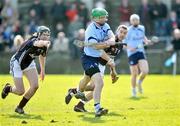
[0, 75, 180, 126]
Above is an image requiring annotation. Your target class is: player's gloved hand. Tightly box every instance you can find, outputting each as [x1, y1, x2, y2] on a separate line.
[110, 69, 117, 79]
[110, 68, 119, 84]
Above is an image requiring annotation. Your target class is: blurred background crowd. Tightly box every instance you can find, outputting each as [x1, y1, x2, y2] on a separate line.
[0, 0, 180, 74]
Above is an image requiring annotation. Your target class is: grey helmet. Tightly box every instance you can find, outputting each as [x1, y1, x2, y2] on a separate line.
[37, 26, 50, 35]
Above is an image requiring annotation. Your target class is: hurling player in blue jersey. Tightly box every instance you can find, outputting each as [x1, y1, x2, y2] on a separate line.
[65, 8, 116, 117]
[71, 25, 128, 113]
[125, 14, 151, 97]
[1, 26, 51, 114]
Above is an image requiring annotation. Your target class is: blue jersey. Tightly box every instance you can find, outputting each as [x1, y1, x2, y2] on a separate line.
[124, 25, 145, 57]
[84, 22, 113, 57]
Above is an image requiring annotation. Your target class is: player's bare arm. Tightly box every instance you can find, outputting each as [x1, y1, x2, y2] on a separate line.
[34, 40, 51, 47]
[93, 32, 115, 49]
[39, 55, 46, 81]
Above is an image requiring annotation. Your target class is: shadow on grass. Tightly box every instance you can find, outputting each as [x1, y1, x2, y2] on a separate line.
[6, 113, 44, 120]
[77, 111, 123, 123]
[85, 111, 124, 116]
[128, 96, 148, 101]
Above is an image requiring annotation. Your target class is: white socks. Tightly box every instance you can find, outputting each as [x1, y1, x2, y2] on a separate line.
[94, 103, 101, 112]
[132, 88, 136, 97]
[137, 80, 142, 85]
[137, 80, 143, 94]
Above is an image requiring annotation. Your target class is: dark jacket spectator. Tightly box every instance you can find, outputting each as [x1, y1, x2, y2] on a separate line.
[149, 0, 168, 36]
[50, 0, 67, 25]
[78, 2, 89, 28]
[149, 0, 167, 20]
[29, 0, 45, 22]
[172, 0, 180, 20]
[0, 0, 4, 25]
[118, 0, 133, 25]
[138, 0, 152, 35]
[171, 29, 180, 51]
[166, 11, 180, 36]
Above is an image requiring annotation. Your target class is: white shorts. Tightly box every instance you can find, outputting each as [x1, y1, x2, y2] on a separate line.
[98, 64, 106, 77]
[10, 56, 36, 78]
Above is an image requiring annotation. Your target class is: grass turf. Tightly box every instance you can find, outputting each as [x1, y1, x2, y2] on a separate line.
[0, 75, 180, 126]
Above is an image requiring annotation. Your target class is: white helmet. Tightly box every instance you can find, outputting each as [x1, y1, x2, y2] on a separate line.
[130, 14, 140, 22]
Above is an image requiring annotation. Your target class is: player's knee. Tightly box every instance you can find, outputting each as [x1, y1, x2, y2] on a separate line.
[131, 72, 138, 77]
[31, 83, 39, 91]
[97, 77, 104, 88]
[142, 69, 149, 75]
[91, 84, 95, 90]
[85, 83, 95, 91]
[16, 89, 25, 96]
[100, 81, 104, 88]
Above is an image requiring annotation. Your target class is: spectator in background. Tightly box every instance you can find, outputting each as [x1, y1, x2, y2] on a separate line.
[1, 0, 18, 25]
[2, 20, 23, 51]
[11, 20, 23, 36]
[171, 28, 180, 52]
[166, 11, 180, 36]
[78, 2, 89, 28]
[75, 28, 85, 54]
[52, 32, 69, 54]
[54, 22, 65, 37]
[118, 0, 133, 25]
[20, 10, 38, 42]
[29, 0, 45, 24]
[2, 21, 13, 49]
[149, 0, 168, 36]
[23, 25, 31, 41]
[95, 0, 106, 8]
[28, 9, 38, 34]
[67, 15, 83, 38]
[11, 35, 24, 52]
[76, 28, 85, 41]
[9, 20, 24, 49]
[66, 2, 78, 23]
[172, 0, 180, 21]
[50, 0, 67, 32]
[0, 0, 4, 25]
[167, 28, 180, 66]
[138, 0, 152, 35]
[0, 21, 5, 51]
[67, 15, 83, 59]
[165, 28, 180, 69]
[29, 9, 39, 25]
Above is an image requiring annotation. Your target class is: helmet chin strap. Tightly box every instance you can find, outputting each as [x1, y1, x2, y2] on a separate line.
[133, 24, 138, 27]
[93, 17, 106, 26]
[95, 20, 105, 26]
[98, 22, 105, 26]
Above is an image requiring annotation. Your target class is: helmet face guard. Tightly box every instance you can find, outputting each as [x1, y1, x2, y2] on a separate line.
[36, 26, 51, 40]
[37, 26, 51, 36]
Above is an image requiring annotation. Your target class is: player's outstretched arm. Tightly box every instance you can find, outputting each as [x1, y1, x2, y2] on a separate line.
[101, 51, 115, 68]
[92, 42, 110, 49]
[93, 35, 115, 49]
[39, 55, 46, 81]
[34, 40, 51, 47]
[144, 36, 152, 45]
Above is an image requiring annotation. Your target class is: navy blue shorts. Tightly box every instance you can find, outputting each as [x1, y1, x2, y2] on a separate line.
[81, 54, 100, 77]
[128, 52, 146, 65]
